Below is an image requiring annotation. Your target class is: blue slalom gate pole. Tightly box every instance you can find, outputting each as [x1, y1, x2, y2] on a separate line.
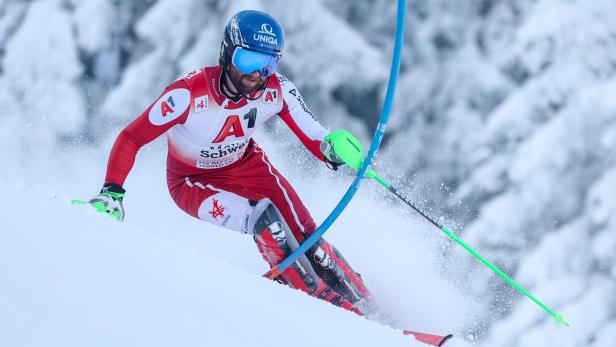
[265, 0, 407, 279]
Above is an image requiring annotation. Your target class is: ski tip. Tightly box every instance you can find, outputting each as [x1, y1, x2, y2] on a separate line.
[71, 199, 87, 205]
[438, 334, 453, 346]
[264, 267, 282, 280]
[403, 330, 453, 346]
[554, 313, 569, 327]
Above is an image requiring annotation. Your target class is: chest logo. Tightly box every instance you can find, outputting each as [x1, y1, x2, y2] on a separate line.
[212, 108, 257, 143]
[213, 115, 245, 143]
[194, 95, 209, 112]
[263, 88, 278, 104]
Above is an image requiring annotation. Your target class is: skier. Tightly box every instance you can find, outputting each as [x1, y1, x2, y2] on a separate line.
[88, 10, 371, 314]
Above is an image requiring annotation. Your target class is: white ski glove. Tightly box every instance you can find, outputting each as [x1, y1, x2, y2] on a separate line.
[88, 183, 126, 221]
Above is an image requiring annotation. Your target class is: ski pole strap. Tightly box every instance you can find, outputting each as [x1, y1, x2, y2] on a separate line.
[264, 0, 407, 278]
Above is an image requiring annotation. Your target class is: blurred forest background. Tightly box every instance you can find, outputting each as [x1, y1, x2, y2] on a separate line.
[1, 0, 615, 345]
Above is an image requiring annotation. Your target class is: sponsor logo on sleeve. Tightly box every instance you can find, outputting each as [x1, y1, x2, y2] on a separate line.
[148, 88, 191, 126]
[288, 88, 316, 120]
[184, 70, 199, 79]
[262, 88, 279, 104]
[194, 95, 209, 112]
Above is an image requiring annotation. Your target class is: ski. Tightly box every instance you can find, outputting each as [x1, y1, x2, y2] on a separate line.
[402, 330, 453, 346]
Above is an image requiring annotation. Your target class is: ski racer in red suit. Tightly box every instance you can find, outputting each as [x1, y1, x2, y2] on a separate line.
[89, 10, 371, 314]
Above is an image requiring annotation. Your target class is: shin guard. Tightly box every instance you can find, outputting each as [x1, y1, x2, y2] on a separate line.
[308, 240, 372, 308]
[250, 199, 360, 314]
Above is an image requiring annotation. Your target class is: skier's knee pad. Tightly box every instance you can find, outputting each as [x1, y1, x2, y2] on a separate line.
[197, 189, 254, 233]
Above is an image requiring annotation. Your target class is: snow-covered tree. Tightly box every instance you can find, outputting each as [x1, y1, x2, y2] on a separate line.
[1, 1, 615, 345]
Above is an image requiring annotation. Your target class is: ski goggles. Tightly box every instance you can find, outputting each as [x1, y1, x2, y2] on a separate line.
[232, 47, 280, 77]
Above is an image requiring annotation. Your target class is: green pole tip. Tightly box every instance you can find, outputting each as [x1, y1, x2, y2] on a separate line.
[71, 199, 87, 205]
[554, 313, 569, 327]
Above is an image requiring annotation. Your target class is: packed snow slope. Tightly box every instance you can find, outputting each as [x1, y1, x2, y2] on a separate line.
[0, 139, 471, 347]
[0, 197, 416, 347]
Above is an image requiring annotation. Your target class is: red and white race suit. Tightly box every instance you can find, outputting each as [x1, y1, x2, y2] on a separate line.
[104, 65, 369, 311]
[105, 66, 327, 233]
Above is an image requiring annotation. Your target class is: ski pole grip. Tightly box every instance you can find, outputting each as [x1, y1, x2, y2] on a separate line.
[323, 130, 392, 188]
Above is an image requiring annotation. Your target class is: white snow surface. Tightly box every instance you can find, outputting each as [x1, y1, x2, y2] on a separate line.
[0, 141, 469, 347]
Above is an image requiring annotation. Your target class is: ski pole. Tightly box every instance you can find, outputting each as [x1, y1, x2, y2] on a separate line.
[365, 169, 569, 326]
[326, 130, 568, 326]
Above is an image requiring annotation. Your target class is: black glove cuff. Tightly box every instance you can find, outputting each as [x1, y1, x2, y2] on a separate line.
[324, 158, 343, 171]
[101, 182, 126, 194]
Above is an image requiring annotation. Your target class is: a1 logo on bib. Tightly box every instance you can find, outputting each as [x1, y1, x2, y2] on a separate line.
[148, 88, 190, 125]
[262, 88, 278, 104]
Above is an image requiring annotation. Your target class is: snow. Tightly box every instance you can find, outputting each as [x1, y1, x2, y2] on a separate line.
[73, 0, 115, 55]
[101, 49, 176, 122]
[135, 0, 198, 59]
[2, 0, 616, 346]
[0, 141, 469, 346]
[179, 26, 220, 74]
[2, 0, 84, 136]
[0, 1, 26, 47]
[0, 185, 416, 347]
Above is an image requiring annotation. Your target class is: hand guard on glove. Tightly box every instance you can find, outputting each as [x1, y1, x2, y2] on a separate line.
[320, 140, 345, 170]
[320, 129, 365, 171]
[88, 183, 126, 221]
